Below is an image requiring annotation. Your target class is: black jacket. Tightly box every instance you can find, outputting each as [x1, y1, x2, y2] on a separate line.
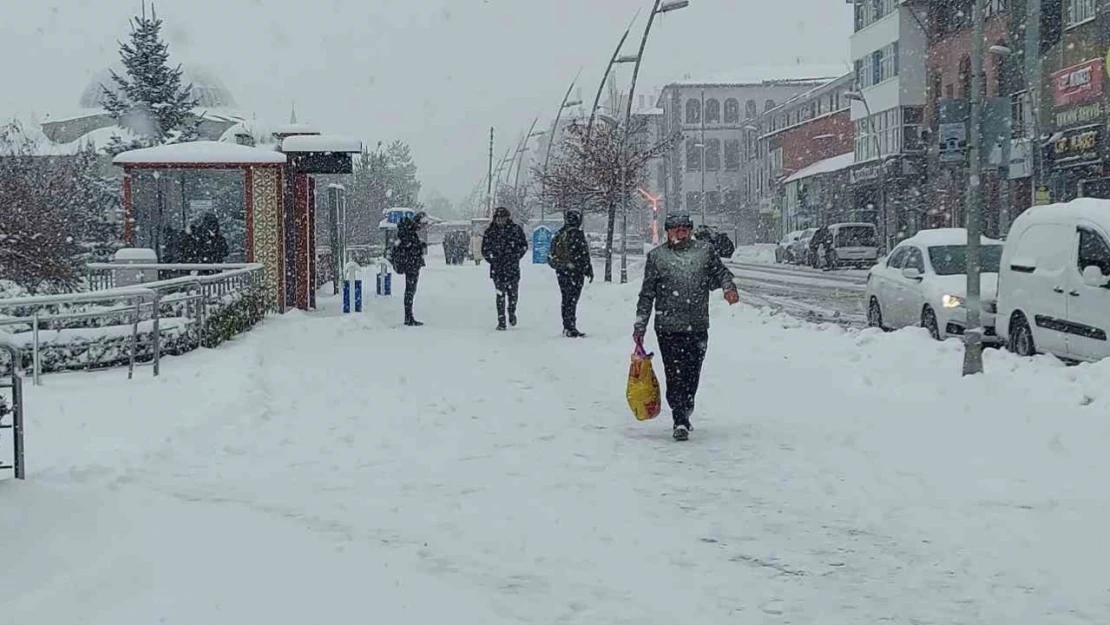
[556, 226, 593, 279]
[392, 218, 426, 275]
[482, 221, 528, 284]
[635, 239, 736, 335]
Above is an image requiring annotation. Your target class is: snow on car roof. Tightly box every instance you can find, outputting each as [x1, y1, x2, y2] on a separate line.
[113, 141, 287, 165]
[1011, 198, 1110, 233]
[899, 228, 1002, 248]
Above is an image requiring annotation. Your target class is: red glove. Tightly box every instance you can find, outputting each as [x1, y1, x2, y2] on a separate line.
[724, 289, 739, 305]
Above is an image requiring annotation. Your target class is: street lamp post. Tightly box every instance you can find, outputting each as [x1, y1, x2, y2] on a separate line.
[845, 90, 886, 249]
[541, 72, 584, 222]
[586, 13, 641, 145]
[963, 0, 986, 376]
[618, 0, 689, 284]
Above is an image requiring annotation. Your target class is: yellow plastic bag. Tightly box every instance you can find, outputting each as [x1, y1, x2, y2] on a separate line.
[627, 345, 661, 421]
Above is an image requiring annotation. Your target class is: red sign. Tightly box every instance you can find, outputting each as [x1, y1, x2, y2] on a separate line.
[1053, 58, 1104, 107]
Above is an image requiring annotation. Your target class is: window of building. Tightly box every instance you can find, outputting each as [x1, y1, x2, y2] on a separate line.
[986, 0, 1009, 17]
[724, 98, 740, 123]
[1011, 91, 1030, 139]
[686, 99, 701, 124]
[854, 106, 922, 161]
[855, 0, 898, 32]
[705, 139, 721, 171]
[764, 99, 776, 112]
[686, 140, 702, 171]
[745, 99, 759, 119]
[687, 192, 702, 213]
[724, 140, 740, 171]
[705, 99, 721, 123]
[724, 189, 740, 211]
[1068, 0, 1096, 26]
[706, 191, 721, 213]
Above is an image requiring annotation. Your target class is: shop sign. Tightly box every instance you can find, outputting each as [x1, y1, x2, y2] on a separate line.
[1008, 139, 1032, 180]
[1052, 58, 1104, 107]
[1050, 124, 1101, 168]
[850, 161, 882, 184]
[1054, 101, 1103, 128]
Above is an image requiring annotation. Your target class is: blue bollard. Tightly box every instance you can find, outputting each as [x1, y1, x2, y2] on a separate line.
[354, 279, 363, 312]
[343, 280, 351, 313]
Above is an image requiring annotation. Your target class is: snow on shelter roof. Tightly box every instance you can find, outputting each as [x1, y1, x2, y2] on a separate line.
[783, 152, 855, 184]
[113, 141, 287, 166]
[281, 135, 363, 153]
[664, 65, 848, 87]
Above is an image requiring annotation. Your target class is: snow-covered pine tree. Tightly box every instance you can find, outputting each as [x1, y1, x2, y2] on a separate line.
[102, 2, 200, 155]
[385, 141, 422, 208]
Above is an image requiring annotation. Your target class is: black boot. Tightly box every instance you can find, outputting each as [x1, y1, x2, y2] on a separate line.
[496, 292, 507, 331]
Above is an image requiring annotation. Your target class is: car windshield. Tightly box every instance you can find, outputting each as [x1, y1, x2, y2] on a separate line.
[928, 245, 1004, 275]
[835, 226, 875, 247]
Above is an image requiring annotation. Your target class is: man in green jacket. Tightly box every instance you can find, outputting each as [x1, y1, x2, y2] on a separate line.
[633, 214, 739, 441]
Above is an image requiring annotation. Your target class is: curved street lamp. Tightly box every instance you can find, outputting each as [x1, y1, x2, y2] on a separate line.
[616, 0, 690, 283]
[539, 71, 584, 221]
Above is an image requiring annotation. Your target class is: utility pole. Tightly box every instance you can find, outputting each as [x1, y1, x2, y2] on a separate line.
[964, 0, 985, 376]
[487, 127, 494, 218]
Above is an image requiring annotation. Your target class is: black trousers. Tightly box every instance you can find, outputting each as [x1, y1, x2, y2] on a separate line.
[657, 331, 709, 427]
[404, 269, 419, 321]
[495, 278, 519, 324]
[557, 271, 585, 331]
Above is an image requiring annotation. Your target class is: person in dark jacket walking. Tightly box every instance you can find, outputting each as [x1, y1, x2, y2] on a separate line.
[633, 213, 739, 441]
[392, 212, 429, 326]
[547, 209, 593, 337]
[481, 207, 529, 330]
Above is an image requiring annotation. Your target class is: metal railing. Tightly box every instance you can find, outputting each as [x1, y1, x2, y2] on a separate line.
[0, 340, 24, 479]
[0, 264, 265, 385]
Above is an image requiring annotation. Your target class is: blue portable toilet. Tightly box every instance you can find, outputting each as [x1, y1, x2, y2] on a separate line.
[532, 226, 555, 264]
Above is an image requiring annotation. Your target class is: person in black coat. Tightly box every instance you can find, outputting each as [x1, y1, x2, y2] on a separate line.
[481, 206, 529, 330]
[392, 212, 429, 326]
[182, 212, 229, 274]
[548, 209, 593, 337]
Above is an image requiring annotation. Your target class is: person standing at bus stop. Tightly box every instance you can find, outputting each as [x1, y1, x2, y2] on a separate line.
[392, 212, 429, 326]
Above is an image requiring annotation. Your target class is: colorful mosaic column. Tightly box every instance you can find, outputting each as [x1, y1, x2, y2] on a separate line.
[250, 166, 285, 312]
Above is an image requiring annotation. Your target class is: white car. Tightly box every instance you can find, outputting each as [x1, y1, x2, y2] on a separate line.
[866, 228, 1004, 342]
[997, 199, 1110, 362]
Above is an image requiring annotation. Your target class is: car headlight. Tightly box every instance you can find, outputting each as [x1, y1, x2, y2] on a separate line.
[942, 294, 964, 309]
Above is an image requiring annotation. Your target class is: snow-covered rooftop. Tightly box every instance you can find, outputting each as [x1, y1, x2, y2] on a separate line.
[281, 135, 362, 153]
[113, 141, 287, 165]
[783, 152, 855, 183]
[271, 123, 321, 137]
[901, 228, 1003, 248]
[664, 64, 849, 87]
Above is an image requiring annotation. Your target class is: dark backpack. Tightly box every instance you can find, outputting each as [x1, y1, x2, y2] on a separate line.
[715, 233, 735, 259]
[547, 230, 571, 270]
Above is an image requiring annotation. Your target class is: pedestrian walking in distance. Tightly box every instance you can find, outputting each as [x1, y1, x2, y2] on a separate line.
[546, 209, 593, 337]
[481, 207, 529, 331]
[391, 212, 429, 326]
[633, 213, 739, 441]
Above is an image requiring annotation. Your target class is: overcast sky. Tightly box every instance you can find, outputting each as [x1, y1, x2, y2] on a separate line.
[0, 0, 852, 203]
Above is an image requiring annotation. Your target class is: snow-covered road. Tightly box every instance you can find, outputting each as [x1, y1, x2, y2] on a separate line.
[2, 251, 1108, 624]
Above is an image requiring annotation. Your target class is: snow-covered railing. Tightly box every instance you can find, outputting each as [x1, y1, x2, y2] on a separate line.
[0, 336, 24, 479]
[0, 264, 266, 383]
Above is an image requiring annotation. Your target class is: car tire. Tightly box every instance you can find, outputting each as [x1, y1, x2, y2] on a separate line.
[868, 297, 884, 330]
[922, 306, 941, 341]
[1009, 313, 1036, 357]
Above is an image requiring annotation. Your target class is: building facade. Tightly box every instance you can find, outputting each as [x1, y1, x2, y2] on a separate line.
[656, 74, 838, 240]
[849, 0, 929, 250]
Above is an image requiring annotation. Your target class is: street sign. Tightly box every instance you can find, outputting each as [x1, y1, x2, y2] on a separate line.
[532, 226, 554, 264]
[386, 209, 416, 224]
[939, 122, 967, 162]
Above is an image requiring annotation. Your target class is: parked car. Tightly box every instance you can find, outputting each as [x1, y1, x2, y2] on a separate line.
[866, 228, 1004, 342]
[825, 222, 880, 268]
[776, 230, 803, 263]
[790, 228, 817, 265]
[997, 199, 1110, 362]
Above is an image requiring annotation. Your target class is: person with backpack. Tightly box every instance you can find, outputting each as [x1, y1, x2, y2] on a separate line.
[714, 231, 736, 260]
[390, 212, 429, 326]
[481, 207, 529, 331]
[547, 209, 593, 337]
[633, 213, 739, 441]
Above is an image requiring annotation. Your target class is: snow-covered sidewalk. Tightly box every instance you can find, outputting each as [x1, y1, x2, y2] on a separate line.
[1, 250, 1108, 624]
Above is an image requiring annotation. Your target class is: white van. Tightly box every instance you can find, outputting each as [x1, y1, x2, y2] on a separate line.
[827, 222, 879, 268]
[997, 199, 1110, 362]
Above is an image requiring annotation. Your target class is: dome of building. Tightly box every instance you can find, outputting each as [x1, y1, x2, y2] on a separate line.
[78, 65, 237, 110]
